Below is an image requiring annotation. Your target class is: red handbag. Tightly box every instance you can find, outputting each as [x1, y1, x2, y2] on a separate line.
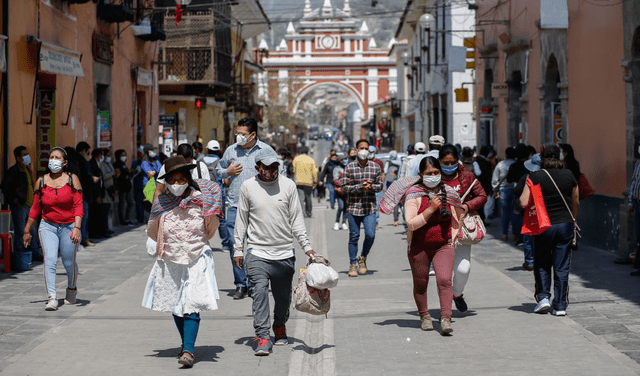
[578, 173, 595, 200]
[521, 178, 551, 235]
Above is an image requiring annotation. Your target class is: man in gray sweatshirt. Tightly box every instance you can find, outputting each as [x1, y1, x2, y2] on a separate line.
[233, 153, 316, 356]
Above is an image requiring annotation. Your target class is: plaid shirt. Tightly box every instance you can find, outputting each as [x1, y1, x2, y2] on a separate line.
[341, 160, 382, 216]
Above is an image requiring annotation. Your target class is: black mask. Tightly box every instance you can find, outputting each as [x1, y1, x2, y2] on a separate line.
[349, 156, 357, 161]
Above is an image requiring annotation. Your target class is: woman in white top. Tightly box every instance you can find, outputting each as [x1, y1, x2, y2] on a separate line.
[142, 156, 222, 368]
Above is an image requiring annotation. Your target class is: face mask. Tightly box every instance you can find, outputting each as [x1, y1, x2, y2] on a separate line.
[48, 159, 63, 173]
[441, 164, 458, 176]
[258, 168, 279, 182]
[22, 155, 31, 166]
[367, 153, 374, 160]
[99, 156, 105, 163]
[349, 156, 357, 162]
[106, 157, 112, 163]
[559, 152, 565, 161]
[148, 151, 157, 158]
[422, 174, 441, 188]
[167, 183, 188, 197]
[236, 133, 252, 146]
[357, 150, 369, 160]
[120, 156, 127, 163]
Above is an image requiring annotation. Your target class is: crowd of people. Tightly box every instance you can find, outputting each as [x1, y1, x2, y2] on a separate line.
[0, 115, 612, 367]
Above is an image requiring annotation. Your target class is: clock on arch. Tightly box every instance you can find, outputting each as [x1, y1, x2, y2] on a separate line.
[321, 36, 335, 49]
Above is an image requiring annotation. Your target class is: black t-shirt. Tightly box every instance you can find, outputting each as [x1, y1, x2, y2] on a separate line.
[528, 169, 577, 225]
[507, 161, 528, 183]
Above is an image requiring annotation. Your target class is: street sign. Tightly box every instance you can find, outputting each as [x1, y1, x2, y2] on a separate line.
[463, 37, 476, 48]
[455, 88, 469, 102]
[491, 83, 509, 98]
[159, 114, 177, 126]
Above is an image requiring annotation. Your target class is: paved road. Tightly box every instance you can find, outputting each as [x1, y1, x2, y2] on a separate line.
[1, 201, 640, 374]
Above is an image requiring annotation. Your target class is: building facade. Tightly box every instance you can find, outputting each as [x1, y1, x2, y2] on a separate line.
[474, 0, 627, 251]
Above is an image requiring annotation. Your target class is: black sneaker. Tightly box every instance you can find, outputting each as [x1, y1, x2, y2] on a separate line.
[233, 286, 247, 300]
[453, 295, 468, 313]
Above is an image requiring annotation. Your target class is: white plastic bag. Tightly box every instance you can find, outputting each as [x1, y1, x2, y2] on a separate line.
[146, 237, 157, 257]
[305, 262, 339, 290]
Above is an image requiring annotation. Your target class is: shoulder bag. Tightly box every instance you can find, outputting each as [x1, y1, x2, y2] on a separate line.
[457, 179, 486, 245]
[541, 169, 581, 246]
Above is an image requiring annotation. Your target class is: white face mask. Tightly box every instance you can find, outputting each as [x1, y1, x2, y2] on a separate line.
[22, 154, 31, 166]
[106, 157, 112, 163]
[422, 174, 441, 188]
[48, 159, 64, 173]
[148, 151, 157, 158]
[357, 149, 369, 160]
[99, 156, 105, 163]
[167, 183, 189, 197]
[120, 156, 127, 163]
[236, 133, 251, 146]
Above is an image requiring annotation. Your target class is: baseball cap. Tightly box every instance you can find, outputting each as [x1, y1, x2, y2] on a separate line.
[415, 142, 427, 153]
[429, 135, 445, 146]
[206, 140, 220, 151]
[368, 145, 377, 154]
[256, 152, 281, 167]
[541, 144, 561, 159]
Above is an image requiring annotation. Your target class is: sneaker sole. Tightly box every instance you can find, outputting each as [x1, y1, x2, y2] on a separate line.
[254, 350, 272, 356]
[552, 310, 566, 316]
[440, 328, 453, 335]
[534, 304, 551, 314]
[274, 340, 289, 346]
[45, 306, 58, 311]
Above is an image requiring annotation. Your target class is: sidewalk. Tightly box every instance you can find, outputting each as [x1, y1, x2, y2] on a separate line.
[0, 206, 639, 375]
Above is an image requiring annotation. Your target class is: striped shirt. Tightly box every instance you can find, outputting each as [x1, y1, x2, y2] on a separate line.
[214, 139, 278, 208]
[340, 160, 382, 216]
[629, 160, 640, 205]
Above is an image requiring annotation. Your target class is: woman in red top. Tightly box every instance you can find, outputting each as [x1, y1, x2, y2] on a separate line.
[405, 156, 461, 335]
[439, 144, 487, 314]
[24, 147, 83, 311]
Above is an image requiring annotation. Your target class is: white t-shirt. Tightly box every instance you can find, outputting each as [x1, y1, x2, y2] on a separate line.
[157, 161, 210, 184]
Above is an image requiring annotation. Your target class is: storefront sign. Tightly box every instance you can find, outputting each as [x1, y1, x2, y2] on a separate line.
[39, 42, 84, 77]
[92, 33, 113, 65]
[137, 68, 153, 87]
[551, 102, 563, 143]
[37, 90, 56, 172]
[491, 83, 508, 98]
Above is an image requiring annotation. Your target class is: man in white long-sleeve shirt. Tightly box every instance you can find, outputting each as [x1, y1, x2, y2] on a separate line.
[233, 153, 316, 356]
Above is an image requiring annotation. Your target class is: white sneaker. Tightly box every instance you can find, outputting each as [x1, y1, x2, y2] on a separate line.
[65, 287, 77, 305]
[551, 309, 566, 316]
[45, 297, 58, 311]
[333, 223, 340, 231]
[342, 223, 348, 230]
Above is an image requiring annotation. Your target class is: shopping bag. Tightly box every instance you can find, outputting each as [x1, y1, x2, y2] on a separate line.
[294, 268, 331, 315]
[143, 177, 156, 204]
[521, 178, 551, 235]
[578, 173, 595, 200]
[306, 262, 339, 290]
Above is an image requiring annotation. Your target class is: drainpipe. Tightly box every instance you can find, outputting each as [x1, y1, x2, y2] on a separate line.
[2, 0, 8, 177]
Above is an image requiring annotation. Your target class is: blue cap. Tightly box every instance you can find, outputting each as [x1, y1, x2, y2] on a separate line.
[524, 153, 541, 172]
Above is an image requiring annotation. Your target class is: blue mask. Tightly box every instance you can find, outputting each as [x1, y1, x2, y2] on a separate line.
[441, 164, 458, 176]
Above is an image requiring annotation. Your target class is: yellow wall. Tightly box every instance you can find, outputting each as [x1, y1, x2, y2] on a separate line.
[163, 100, 225, 147]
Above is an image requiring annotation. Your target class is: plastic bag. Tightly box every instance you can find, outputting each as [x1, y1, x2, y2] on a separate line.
[306, 262, 339, 290]
[146, 237, 157, 257]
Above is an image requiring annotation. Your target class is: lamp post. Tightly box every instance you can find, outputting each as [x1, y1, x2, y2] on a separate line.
[418, 13, 434, 139]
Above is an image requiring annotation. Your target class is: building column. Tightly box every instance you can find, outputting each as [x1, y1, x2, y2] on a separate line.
[367, 68, 379, 118]
[278, 69, 289, 105]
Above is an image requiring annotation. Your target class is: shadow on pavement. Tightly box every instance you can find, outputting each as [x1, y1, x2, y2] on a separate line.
[291, 342, 335, 354]
[507, 303, 538, 314]
[147, 345, 224, 363]
[374, 318, 421, 329]
[337, 269, 378, 275]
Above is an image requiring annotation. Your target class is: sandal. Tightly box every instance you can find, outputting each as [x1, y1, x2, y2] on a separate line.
[178, 351, 194, 368]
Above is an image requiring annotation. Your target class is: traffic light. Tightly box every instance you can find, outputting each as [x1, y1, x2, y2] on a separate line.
[195, 97, 206, 109]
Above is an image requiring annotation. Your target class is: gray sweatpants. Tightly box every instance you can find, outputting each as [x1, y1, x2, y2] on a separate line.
[245, 253, 296, 338]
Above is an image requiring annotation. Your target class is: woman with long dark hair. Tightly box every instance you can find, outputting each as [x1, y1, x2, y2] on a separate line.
[559, 143, 580, 180]
[438, 144, 487, 314]
[405, 156, 462, 334]
[23, 147, 83, 311]
[519, 144, 579, 316]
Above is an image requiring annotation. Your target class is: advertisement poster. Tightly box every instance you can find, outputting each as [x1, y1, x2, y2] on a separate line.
[37, 90, 56, 172]
[551, 102, 562, 143]
[98, 110, 112, 148]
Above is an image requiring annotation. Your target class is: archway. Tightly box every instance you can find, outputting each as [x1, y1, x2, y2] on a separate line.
[293, 82, 366, 143]
[543, 54, 561, 144]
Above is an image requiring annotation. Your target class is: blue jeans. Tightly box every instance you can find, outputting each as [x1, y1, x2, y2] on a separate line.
[523, 234, 533, 266]
[224, 206, 247, 287]
[327, 183, 335, 207]
[499, 188, 518, 237]
[134, 190, 145, 224]
[245, 253, 295, 338]
[10, 204, 42, 257]
[81, 201, 90, 241]
[39, 220, 78, 298]
[533, 222, 573, 311]
[374, 191, 384, 225]
[347, 212, 376, 265]
[484, 194, 496, 219]
[335, 196, 347, 224]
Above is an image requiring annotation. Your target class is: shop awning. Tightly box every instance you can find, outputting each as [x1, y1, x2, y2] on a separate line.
[39, 41, 84, 77]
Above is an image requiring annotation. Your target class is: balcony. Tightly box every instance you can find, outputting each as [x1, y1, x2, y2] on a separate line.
[97, 0, 134, 24]
[158, 9, 232, 91]
[132, 12, 166, 42]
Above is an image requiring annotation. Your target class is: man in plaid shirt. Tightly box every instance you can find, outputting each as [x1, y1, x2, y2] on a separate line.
[341, 139, 383, 277]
